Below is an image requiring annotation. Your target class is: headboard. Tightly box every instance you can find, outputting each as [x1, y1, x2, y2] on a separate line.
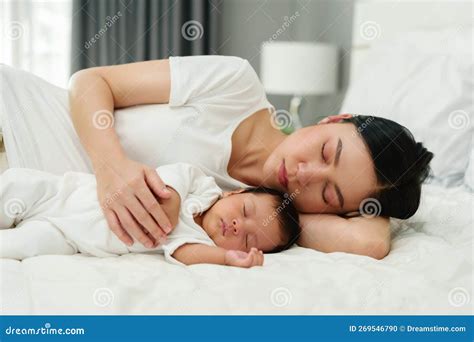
[350, 0, 473, 81]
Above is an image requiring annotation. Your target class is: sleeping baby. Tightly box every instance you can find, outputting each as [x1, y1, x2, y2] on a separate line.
[0, 163, 300, 267]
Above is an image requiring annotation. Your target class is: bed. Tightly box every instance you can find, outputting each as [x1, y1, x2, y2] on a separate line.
[1, 0, 472, 315]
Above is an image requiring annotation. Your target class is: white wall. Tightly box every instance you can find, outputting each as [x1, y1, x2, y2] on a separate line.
[218, 0, 355, 126]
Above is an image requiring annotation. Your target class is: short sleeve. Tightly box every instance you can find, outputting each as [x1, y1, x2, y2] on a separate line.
[155, 163, 222, 208]
[168, 55, 272, 114]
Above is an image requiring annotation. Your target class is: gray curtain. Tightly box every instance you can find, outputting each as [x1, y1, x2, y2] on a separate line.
[70, 0, 219, 73]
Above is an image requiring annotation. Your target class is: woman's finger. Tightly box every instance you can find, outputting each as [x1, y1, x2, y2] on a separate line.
[142, 169, 173, 231]
[145, 168, 172, 199]
[114, 205, 154, 248]
[135, 183, 173, 234]
[104, 208, 133, 246]
[125, 194, 167, 240]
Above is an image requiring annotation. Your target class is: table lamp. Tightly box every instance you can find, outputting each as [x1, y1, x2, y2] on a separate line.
[260, 41, 338, 134]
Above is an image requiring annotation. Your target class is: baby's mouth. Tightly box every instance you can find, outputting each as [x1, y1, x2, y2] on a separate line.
[220, 218, 227, 236]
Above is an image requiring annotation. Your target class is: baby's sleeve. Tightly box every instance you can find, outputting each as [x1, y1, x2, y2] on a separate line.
[156, 163, 222, 266]
[155, 163, 222, 210]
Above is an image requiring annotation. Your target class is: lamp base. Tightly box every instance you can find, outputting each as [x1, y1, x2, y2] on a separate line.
[282, 96, 303, 134]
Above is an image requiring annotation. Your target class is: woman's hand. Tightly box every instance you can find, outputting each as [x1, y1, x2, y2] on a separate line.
[157, 185, 181, 230]
[95, 157, 174, 248]
[224, 248, 264, 268]
[68, 63, 176, 248]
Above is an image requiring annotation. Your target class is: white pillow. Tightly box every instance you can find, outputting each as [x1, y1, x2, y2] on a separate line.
[465, 139, 473, 191]
[341, 27, 473, 187]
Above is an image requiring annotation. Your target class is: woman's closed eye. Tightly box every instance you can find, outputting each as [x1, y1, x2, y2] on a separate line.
[322, 182, 336, 206]
[321, 142, 329, 163]
[322, 182, 329, 205]
[323, 183, 338, 207]
[321, 142, 338, 207]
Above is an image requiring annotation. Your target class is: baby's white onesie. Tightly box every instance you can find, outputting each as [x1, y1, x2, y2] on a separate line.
[0, 163, 222, 264]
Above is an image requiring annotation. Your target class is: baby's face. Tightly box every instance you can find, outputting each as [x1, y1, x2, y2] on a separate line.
[200, 192, 285, 253]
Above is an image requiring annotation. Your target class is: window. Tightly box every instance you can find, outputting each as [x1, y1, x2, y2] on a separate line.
[1, 0, 72, 88]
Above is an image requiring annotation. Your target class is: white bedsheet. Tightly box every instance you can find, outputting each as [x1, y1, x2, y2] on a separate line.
[1, 183, 472, 315]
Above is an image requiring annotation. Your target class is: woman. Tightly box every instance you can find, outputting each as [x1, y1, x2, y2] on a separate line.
[2, 56, 433, 259]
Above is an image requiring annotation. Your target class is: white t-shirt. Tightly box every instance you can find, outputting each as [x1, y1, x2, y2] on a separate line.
[114, 55, 275, 190]
[1, 56, 275, 191]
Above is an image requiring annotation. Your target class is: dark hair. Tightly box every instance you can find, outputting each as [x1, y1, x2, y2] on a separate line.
[240, 187, 301, 253]
[342, 115, 434, 219]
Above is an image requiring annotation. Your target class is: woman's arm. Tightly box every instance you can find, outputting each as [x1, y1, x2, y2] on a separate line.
[297, 214, 391, 259]
[173, 244, 264, 268]
[69, 60, 174, 248]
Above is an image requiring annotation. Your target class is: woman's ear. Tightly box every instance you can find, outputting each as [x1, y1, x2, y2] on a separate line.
[318, 113, 353, 125]
[222, 188, 246, 198]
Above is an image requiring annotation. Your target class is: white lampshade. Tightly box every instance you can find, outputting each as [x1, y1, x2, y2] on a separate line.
[260, 41, 338, 96]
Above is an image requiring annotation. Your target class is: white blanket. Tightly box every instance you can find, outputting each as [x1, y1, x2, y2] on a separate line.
[1, 183, 472, 315]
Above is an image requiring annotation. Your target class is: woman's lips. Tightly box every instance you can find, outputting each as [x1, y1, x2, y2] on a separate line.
[278, 160, 289, 190]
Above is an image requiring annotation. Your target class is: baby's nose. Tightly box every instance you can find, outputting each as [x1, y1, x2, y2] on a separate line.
[231, 218, 240, 235]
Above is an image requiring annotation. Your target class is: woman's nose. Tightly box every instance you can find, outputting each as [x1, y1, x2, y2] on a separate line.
[297, 162, 326, 185]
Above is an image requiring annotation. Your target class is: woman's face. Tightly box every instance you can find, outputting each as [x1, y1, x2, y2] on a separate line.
[262, 122, 378, 214]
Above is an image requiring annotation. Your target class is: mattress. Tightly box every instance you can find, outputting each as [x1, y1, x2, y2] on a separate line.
[1, 183, 472, 315]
